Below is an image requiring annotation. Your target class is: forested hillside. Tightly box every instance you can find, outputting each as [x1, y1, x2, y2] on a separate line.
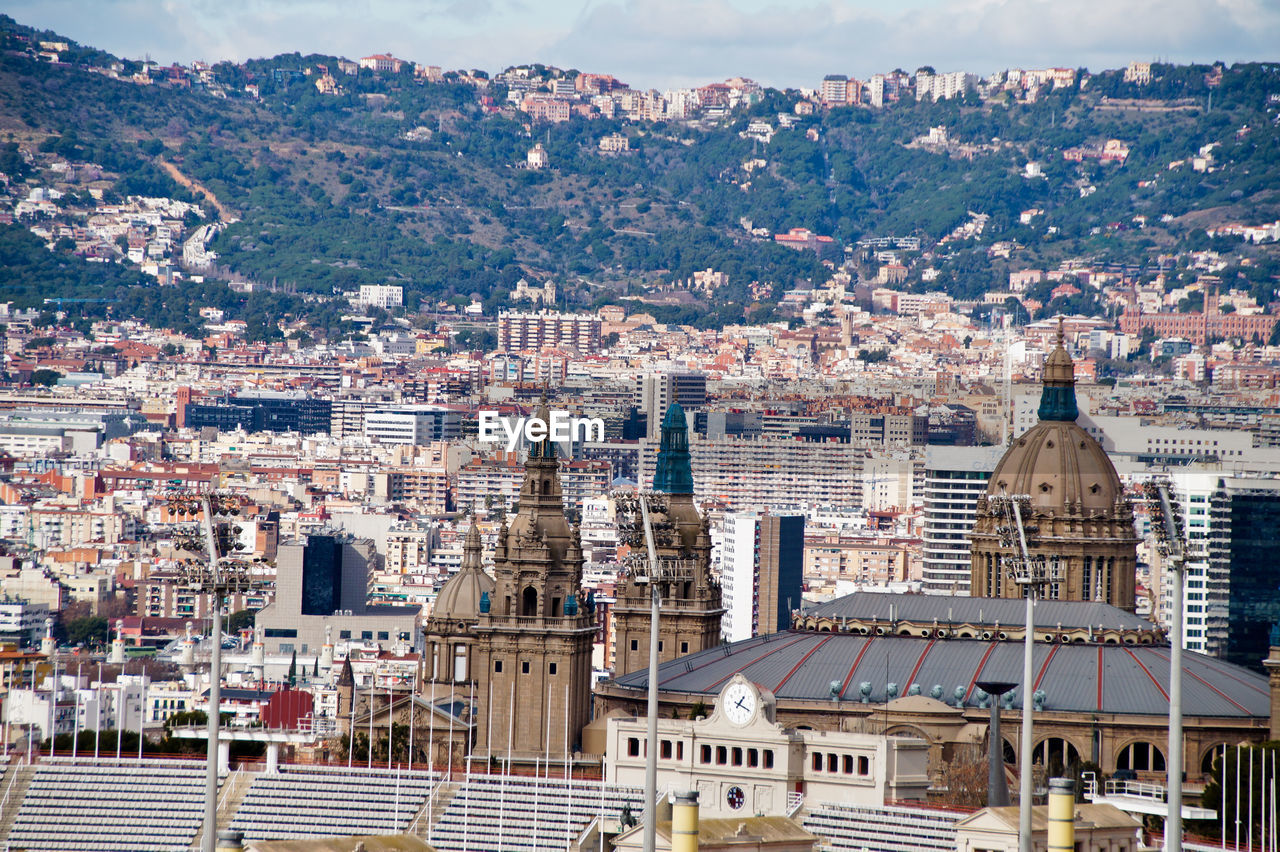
[2, 14, 1279, 330]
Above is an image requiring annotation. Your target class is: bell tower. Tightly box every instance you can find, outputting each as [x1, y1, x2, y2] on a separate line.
[614, 403, 724, 676]
[474, 403, 597, 757]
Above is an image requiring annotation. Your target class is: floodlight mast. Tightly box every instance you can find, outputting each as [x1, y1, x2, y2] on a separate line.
[1151, 481, 1185, 852]
[991, 494, 1043, 852]
[638, 494, 660, 852]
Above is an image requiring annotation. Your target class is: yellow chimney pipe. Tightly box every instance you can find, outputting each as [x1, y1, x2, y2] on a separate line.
[672, 790, 700, 852]
[1047, 777, 1075, 852]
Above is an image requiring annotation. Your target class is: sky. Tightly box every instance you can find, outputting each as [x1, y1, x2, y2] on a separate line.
[8, 0, 1280, 90]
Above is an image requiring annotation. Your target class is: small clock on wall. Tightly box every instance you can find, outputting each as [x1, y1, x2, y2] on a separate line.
[726, 785, 746, 810]
[722, 680, 757, 725]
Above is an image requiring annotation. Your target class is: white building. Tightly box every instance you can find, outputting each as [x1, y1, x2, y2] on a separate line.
[604, 675, 929, 816]
[0, 598, 50, 645]
[920, 445, 1003, 596]
[363, 407, 462, 446]
[357, 284, 404, 310]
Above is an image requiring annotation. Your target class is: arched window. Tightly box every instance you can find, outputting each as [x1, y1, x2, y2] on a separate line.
[1003, 738, 1017, 765]
[1033, 737, 1081, 775]
[522, 586, 538, 616]
[1201, 746, 1226, 776]
[1117, 741, 1166, 772]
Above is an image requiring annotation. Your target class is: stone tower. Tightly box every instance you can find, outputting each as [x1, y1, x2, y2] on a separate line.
[969, 321, 1140, 610]
[474, 403, 597, 757]
[613, 403, 724, 676]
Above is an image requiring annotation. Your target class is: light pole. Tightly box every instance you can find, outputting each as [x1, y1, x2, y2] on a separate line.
[614, 490, 694, 852]
[1150, 481, 1185, 852]
[168, 490, 260, 852]
[991, 494, 1055, 852]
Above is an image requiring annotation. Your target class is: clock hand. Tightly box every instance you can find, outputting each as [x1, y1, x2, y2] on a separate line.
[735, 696, 747, 710]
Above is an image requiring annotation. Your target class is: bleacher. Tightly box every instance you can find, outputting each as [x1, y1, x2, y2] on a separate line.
[801, 801, 960, 852]
[5, 758, 207, 852]
[229, 764, 438, 840]
[429, 773, 645, 852]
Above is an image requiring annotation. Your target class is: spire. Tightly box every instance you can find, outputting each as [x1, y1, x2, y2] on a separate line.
[1037, 316, 1079, 422]
[462, 520, 483, 569]
[528, 401, 557, 460]
[337, 655, 354, 687]
[652, 403, 693, 495]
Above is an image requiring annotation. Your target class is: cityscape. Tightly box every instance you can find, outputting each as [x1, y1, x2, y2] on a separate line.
[0, 4, 1279, 852]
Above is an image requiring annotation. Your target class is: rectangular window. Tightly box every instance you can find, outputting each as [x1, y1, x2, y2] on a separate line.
[494, 660, 503, 673]
[700, 744, 712, 764]
[549, 662, 557, 675]
[377, 631, 389, 641]
[748, 748, 759, 768]
[630, 639, 638, 651]
[657, 641, 664, 652]
[812, 753, 823, 772]
[732, 747, 743, 766]
[279, 643, 294, 654]
[339, 630, 351, 639]
[661, 740, 673, 759]
[628, 737, 640, 757]
[842, 755, 854, 774]
[858, 755, 870, 775]
[263, 628, 297, 638]
[827, 754, 838, 772]
[521, 661, 530, 674]
[680, 642, 689, 654]
[716, 746, 727, 765]
[677, 741, 684, 760]
[764, 750, 774, 769]
[361, 631, 373, 640]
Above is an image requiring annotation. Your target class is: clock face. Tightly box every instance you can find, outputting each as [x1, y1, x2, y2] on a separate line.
[726, 785, 746, 810]
[723, 681, 756, 725]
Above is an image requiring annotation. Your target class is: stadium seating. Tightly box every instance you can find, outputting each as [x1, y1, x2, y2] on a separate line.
[428, 773, 646, 852]
[801, 800, 960, 852]
[6, 758, 207, 852]
[229, 763, 438, 840]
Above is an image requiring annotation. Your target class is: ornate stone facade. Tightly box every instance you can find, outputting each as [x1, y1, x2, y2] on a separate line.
[970, 322, 1140, 611]
[613, 404, 724, 676]
[471, 404, 597, 757]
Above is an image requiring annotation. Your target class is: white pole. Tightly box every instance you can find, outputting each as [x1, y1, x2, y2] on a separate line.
[1010, 497, 1035, 852]
[1225, 743, 1230, 852]
[464, 678, 474, 852]
[94, 662, 101, 760]
[408, 683, 416, 772]
[367, 675, 375, 769]
[200, 495, 225, 852]
[1240, 745, 1244, 851]
[1160, 478, 1184, 852]
[49, 656, 57, 757]
[447, 683, 455, 782]
[347, 674, 355, 768]
[1253, 747, 1257, 852]
[639, 494, 662, 852]
[388, 679, 394, 769]
[72, 662, 81, 760]
[500, 680, 514, 852]
[139, 674, 146, 760]
[486, 678, 493, 772]
[565, 681, 572, 850]
[427, 683, 435, 846]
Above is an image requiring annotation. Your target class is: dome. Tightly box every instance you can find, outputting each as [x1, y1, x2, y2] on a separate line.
[989, 420, 1125, 513]
[431, 523, 494, 623]
[987, 320, 1122, 513]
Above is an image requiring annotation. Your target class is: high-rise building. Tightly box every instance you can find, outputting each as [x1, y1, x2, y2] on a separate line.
[473, 404, 597, 756]
[636, 372, 707, 438]
[1157, 473, 1280, 668]
[721, 512, 804, 642]
[921, 445, 1003, 595]
[255, 534, 420, 655]
[970, 323, 1140, 610]
[497, 310, 602, 353]
[612, 404, 723, 675]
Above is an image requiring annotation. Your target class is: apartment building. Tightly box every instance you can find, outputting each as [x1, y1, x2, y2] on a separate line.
[920, 445, 1003, 595]
[497, 310, 602, 353]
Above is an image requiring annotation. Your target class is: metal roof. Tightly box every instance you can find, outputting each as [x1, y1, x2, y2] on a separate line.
[804, 592, 1154, 632]
[611, 630, 1268, 719]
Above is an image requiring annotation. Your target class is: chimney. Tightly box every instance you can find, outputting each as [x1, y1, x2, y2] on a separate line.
[1047, 777, 1075, 852]
[672, 790, 699, 852]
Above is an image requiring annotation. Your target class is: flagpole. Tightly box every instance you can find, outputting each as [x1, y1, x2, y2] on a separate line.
[388, 678, 393, 769]
[427, 680, 435, 846]
[500, 680, 513, 852]
[564, 681, 571, 850]
[447, 682, 455, 782]
[1253, 746, 1257, 852]
[94, 662, 102, 759]
[139, 673, 146, 760]
[72, 663, 81, 760]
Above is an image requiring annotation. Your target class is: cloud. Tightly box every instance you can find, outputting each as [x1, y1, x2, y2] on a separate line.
[6, 0, 1278, 89]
